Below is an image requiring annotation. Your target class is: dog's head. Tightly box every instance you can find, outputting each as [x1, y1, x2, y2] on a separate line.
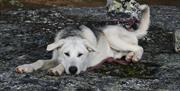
[47, 37, 96, 75]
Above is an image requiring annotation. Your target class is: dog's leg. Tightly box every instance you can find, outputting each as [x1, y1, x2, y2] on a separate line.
[116, 43, 143, 62]
[114, 53, 124, 59]
[107, 36, 143, 62]
[113, 51, 127, 59]
[16, 59, 56, 73]
[48, 64, 64, 76]
[104, 28, 144, 62]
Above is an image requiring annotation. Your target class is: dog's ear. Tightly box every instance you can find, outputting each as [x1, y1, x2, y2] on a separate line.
[80, 25, 97, 46]
[46, 40, 64, 51]
[83, 40, 97, 52]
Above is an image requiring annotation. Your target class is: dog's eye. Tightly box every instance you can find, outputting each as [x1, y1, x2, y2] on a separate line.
[77, 53, 83, 57]
[64, 52, 70, 57]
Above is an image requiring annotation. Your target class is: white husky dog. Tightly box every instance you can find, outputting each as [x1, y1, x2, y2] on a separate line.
[16, 4, 150, 75]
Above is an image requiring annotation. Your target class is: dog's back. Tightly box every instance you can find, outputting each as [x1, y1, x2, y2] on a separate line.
[55, 26, 83, 41]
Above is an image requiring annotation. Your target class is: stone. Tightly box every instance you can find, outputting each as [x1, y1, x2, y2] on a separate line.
[174, 29, 180, 52]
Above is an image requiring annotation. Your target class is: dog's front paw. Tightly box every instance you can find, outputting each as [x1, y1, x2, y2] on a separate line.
[48, 64, 64, 76]
[15, 64, 34, 73]
[48, 68, 64, 76]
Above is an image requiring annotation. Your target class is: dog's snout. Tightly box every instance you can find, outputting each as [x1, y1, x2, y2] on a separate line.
[69, 66, 77, 74]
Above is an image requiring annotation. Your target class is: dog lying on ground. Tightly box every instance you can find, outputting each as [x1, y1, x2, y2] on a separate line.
[16, 4, 150, 75]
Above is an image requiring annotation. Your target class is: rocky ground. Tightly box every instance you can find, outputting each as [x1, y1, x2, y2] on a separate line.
[0, 5, 180, 91]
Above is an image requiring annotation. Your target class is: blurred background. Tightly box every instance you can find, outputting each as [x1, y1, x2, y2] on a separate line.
[0, 0, 180, 10]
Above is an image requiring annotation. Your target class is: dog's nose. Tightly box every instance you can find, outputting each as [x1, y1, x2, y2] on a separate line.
[69, 66, 77, 74]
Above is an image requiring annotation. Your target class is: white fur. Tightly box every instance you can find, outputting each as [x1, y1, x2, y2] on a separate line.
[86, 4, 150, 69]
[103, 4, 150, 62]
[16, 4, 150, 75]
[16, 27, 98, 75]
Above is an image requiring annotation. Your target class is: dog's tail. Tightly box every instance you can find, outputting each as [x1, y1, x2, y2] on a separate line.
[135, 5, 150, 39]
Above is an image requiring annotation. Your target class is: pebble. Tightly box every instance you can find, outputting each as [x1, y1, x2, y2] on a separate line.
[174, 29, 180, 52]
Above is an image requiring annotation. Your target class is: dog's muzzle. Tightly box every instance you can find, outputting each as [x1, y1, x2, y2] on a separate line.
[69, 66, 78, 75]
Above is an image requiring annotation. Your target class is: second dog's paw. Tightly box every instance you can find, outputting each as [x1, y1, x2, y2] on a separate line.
[15, 64, 34, 73]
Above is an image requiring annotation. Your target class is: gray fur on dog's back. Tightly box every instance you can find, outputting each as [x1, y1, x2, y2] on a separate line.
[58, 26, 83, 39]
[57, 25, 102, 42]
